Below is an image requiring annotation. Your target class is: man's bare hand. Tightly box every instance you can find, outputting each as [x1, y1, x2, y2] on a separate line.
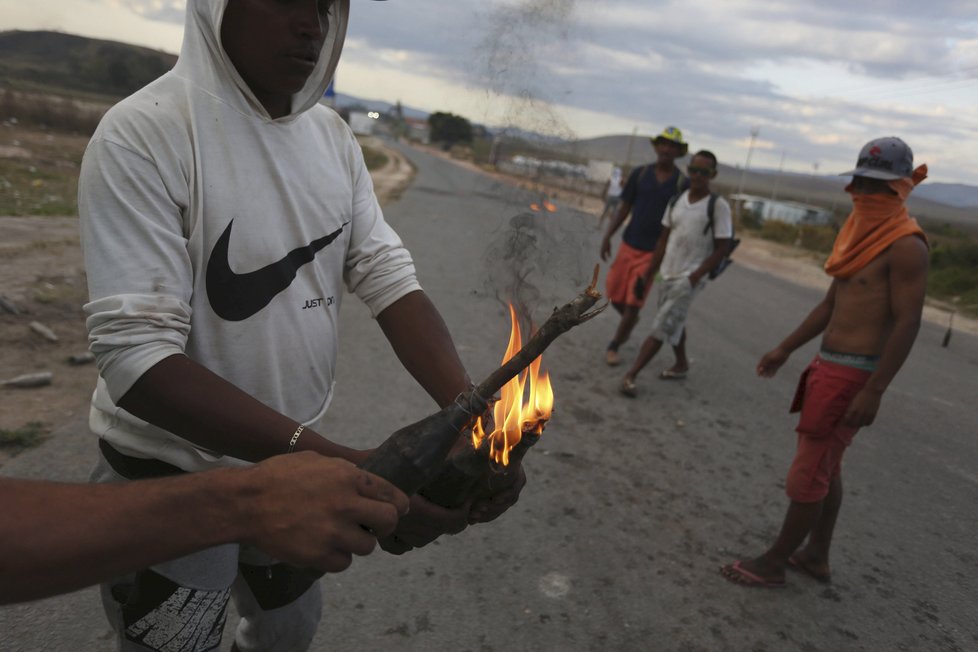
[378, 493, 469, 555]
[468, 463, 527, 524]
[600, 236, 613, 262]
[633, 276, 646, 301]
[843, 387, 882, 427]
[244, 453, 408, 573]
[757, 347, 789, 377]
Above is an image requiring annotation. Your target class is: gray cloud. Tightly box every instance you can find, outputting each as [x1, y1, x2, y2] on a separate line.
[105, 0, 978, 182]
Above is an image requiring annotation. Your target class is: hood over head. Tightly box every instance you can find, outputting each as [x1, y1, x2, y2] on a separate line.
[174, 0, 349, 121]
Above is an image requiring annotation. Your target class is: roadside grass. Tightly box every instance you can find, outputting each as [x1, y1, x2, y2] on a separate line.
[0, 421, 48, 452]
[361, 144, 389, 171]
[928, 241, 978, 314]
[1, 117, 90, 216]
[740, 210, 978, 317]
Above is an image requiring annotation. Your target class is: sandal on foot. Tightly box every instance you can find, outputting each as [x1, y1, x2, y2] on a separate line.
[605, 349, 621, 366]
[787, 555, 832, 584]
[619, 377, 637, 397]
[719, 561, 786, 589]
[658, 368, 687, 380]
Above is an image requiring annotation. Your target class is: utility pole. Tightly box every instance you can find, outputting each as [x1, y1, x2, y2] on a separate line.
[770, 150, 785, 202]
[805, 161, 819, 204]
[624, 125, 638, 168]
[736, 126, 759, 219]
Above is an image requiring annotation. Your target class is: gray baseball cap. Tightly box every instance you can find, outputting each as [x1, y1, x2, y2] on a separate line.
[840, 137, 913, 180]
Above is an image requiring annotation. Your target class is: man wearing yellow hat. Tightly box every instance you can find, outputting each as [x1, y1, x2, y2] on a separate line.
[600, 126, 689, 367]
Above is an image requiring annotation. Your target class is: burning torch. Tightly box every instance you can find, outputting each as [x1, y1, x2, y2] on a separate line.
[358, 267, 605, 499]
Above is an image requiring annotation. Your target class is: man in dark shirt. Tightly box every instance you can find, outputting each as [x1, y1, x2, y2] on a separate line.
[600, 126, 688, 366]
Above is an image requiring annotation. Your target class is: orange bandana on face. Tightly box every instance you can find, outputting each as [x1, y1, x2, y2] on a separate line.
[823, 164, 929, 279]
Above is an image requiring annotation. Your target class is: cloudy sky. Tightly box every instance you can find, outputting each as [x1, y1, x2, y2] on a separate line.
[3, 0, 978, 184]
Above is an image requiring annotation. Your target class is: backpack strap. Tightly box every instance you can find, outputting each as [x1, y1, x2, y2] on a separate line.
[702, 193, 719, 235]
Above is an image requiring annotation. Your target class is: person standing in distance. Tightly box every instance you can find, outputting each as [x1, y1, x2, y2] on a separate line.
[721, 137, 929, 588]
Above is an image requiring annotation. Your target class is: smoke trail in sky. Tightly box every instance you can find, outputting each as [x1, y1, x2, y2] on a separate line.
[476, 0, 578, 140]
[475, 1, 591, 328]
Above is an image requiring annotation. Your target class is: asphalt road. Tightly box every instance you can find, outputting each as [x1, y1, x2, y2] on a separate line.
[2, 141, 976, 651]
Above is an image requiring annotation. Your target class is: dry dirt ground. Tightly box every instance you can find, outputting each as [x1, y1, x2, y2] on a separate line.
[1, 137, 972, 464]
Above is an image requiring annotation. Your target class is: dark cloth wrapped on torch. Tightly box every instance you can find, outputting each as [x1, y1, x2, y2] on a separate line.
[419, 324, 552, 510]
[358, 266, 605, 500]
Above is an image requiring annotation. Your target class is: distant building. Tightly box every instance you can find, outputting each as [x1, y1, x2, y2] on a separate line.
[586, 160, 615, 184]
[348, 111, 375, 136]
[321, 80, 336, 109]
[732, 194, 833, 225]
[404, 117, 430, 144]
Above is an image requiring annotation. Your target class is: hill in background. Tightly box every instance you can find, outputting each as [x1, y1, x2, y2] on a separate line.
[1, 30, 974, 233]
[0, 30, 176, 100]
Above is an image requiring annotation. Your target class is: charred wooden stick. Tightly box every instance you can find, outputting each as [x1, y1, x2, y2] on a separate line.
[359, 268, 605, 496]
[472, 265, 604, 404]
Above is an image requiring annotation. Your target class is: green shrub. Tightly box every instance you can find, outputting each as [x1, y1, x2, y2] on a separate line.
[759, 220, 798, 244]
[360, 145, 388, 171]
[0, 422, 47, 452]
[927, 241, 978, 315]
[797, 224, 838, 254]
[739, 208, 763, 231]
[930, 241, 978, 270]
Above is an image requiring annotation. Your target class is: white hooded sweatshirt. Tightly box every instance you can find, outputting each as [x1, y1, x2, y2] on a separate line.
[79, 0, 420, 471]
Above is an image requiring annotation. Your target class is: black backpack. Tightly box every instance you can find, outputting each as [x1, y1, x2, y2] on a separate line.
[666, 192, 740, 280]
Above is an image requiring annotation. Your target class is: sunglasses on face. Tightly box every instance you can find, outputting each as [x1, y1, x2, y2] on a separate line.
[687, 166, 713, 177]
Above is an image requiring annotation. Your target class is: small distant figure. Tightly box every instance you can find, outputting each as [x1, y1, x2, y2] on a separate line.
[618, 150, 732, 397]
[720, 137, 929, 588]
[597, 165, 624, 227]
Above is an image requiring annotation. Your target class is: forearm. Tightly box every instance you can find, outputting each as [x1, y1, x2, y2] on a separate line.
[0, 471, 251, 604]
[690, 240, 730, 284]
[778, 288, 836, 354]
[864, 236, 929, 394]
[641, 233, 669, 284]
[864, 315, 921, 394]
[603, 202, 631, 240]
[377, 290, 471, 408]
[118, 354, 363, 463]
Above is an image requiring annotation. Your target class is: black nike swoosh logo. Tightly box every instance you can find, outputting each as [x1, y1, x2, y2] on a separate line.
[206, 220, 347, 321]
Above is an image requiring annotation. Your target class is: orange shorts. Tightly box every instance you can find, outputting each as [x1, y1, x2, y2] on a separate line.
[606, 241, 654, 308]
[785, 356, 871, 503]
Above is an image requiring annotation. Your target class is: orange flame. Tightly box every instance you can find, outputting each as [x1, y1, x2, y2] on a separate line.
[471, 304, 554, 465]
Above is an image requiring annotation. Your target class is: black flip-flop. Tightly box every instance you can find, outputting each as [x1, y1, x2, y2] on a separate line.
[658, 369, 687, 380]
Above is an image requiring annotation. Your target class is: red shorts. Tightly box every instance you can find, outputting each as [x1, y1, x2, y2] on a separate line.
[606, 241, 653, 308]
[785, 356, 871, 503]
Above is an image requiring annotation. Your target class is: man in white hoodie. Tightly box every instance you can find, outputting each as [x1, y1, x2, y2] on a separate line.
[78, 1, 522, 649]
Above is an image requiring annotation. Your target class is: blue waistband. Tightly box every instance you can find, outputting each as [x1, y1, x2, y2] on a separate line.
[818, 349, 879, 372]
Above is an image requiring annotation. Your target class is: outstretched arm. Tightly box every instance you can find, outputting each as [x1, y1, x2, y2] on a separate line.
[843, 237, 929, 426]
[757, 281, 838, 377]
[0, 453, 408, 605]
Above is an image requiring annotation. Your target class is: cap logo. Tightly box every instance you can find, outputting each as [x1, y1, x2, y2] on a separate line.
[869, 145, 882, 157]
[856, 155, 893, 171]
